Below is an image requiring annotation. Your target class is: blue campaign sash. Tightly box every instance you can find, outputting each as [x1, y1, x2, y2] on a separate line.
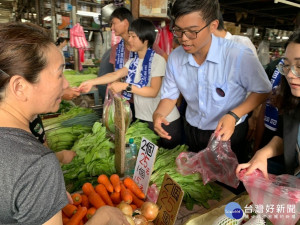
[122, 48, 155, 100]
[115, 39, 136, 71]
[115, 39, 125, 71]
[270, 59, 283, 87]
[264, 59, 283, 131]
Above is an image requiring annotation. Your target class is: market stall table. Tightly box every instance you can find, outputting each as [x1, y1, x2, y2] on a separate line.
[175, 183, 236, 225]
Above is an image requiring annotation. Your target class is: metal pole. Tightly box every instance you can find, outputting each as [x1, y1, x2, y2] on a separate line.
[35, 0, 41, 25]
[71, 0, 79, 71]
[51, 0, 57, 41]
[274, 0, 300, 8]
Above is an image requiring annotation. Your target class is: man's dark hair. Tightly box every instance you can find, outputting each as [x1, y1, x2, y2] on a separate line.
[55, 37, 65, 46]
[129, 18, 156, 48]
[110, 7, 133, 24]
[171, 0, 220, 24]
[217, 12, 225, 31]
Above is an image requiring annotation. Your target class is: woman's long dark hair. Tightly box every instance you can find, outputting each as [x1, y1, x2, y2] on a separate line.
[276, 29, 300, 118]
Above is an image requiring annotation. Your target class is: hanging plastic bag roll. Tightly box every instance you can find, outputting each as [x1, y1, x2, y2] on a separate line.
[176, 133, 240, 188]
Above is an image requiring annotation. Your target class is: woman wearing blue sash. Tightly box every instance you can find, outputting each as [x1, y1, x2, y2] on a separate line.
[79, 19, 182, 149]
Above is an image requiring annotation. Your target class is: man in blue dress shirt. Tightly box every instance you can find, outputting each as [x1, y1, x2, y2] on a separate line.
[153, 0, 272, 162]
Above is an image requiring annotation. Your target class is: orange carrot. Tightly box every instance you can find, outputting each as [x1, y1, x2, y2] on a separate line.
[82, 216, 88, 224]
[97, 174, 113, 193]
[62, 211, 68, 219]
[82, 182, 95, 196]
[86, 207, 97, 220]
[110, 174, 121, 192]
[79, 220, 84, 225]
[62, 217, 70, 225]
[127, 189, 145, 208]
[66, 206, 87, 225]
[62, 204, 77, 218]
[88, 191, 106, 209]
[120, 182, 133, 204]
[71, 193, 82, 206]
[95, 184, 114, 206]
[81, 194, 89, 208]
[124, 177, 145, 199]
[110, 191, 121, 205]
[130, 204, 138, 211]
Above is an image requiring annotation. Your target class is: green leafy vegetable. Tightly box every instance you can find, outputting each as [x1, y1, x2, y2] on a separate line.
[43, 107, 99, 152]
[62, 122, 116, 193]
[125, 120, 159, 149]
[64, 73, 97, 87]
[150, 145, 222, 210]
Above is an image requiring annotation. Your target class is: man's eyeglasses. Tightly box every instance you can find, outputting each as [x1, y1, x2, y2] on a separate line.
[0, 69, 10, 78]
[277, 64, 300, 78]
[171, 23, 210, 40]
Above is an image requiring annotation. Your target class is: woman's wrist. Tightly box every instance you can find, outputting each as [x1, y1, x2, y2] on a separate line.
[124, 83, 129, 91]
[91, 78, 99, 86]
[257, 146, 274, 159]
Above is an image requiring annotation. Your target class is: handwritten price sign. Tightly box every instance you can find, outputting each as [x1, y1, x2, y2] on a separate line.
[154, 174, 184, 225]
[133, 137, 158, 195]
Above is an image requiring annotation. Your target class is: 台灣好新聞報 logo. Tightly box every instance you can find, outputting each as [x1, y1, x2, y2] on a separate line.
[225, 202, 243, 219]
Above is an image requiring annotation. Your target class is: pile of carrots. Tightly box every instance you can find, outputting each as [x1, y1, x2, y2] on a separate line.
[62, 174, 146, 225]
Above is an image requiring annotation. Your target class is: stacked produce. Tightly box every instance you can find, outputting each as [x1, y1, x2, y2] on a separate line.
[64, 69, 97, 87]
[56, 100, 76, 114]
[63, 174, 158, 225]
[150, 145, 222, 210]
[60, 120, 160, 193]
[43, 107, 99, 152]
[62, 122, 116, 193]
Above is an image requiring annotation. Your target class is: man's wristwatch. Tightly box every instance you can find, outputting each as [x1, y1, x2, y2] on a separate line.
[126, 83, 132, 93]
[226, 111, 240, 123]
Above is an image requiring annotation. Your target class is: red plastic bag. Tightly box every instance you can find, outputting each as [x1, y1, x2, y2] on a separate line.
[238, 169, 300, 225]
[176, 133, 239, 188]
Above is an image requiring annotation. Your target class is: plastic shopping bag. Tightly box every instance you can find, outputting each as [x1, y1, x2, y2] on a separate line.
[238, 169, 300, 225]
[176, 133, 240, 188]
[102, 87, 132, 134]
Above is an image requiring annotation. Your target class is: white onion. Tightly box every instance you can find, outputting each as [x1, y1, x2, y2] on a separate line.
[125, 215, 135, 225]
[117, 202, 133, 216]
[141, 201, 159, 221]
[133, 214, 148, 225]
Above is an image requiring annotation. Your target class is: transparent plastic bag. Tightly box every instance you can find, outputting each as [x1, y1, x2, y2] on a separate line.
[212, 212, 245, 225]
[146, 183, 159, 203]
[176, 133, 240, 188]
[238, 169, 300, 225]
[102, 88, 132, 134]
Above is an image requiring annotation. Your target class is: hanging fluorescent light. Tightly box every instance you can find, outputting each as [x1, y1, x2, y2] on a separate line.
[76, 11, 100, 17]
[274, 0, 300, 8]
[43, 16, 52, 21]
